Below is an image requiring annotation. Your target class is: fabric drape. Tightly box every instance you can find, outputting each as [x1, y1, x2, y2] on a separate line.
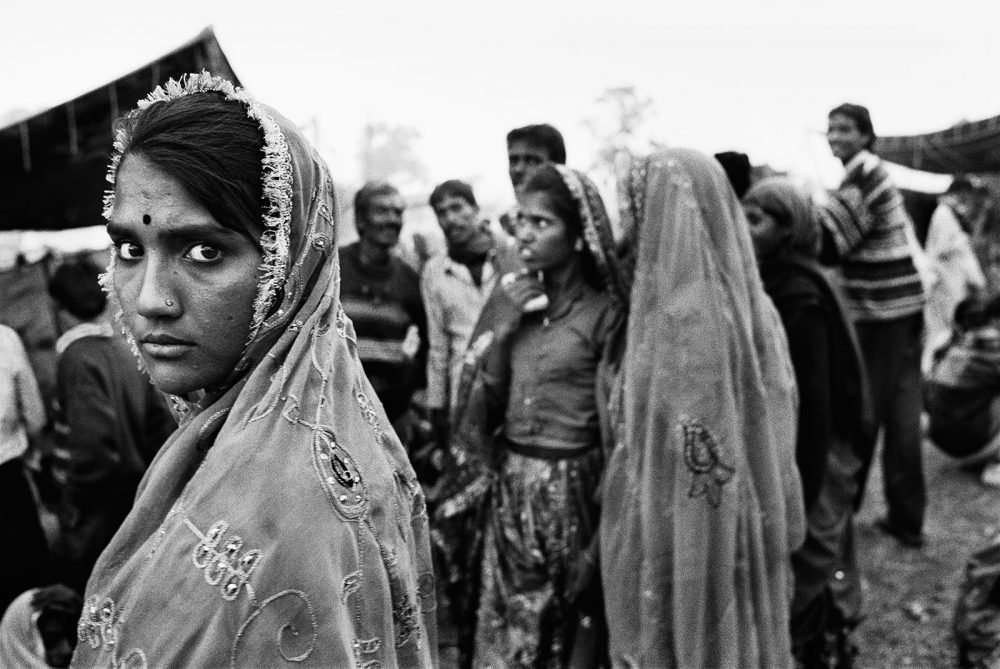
[601, 148, 804, 669]
[71, 74, 435, 668]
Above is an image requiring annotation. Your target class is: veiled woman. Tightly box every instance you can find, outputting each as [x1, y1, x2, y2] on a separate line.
[437, 163, 627, 668]
[601, 149, 805, 668]
[743, 177, 873, 666]
[71, 73, 435, 668]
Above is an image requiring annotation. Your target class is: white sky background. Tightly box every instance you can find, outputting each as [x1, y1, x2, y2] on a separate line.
[3, 0, 999, 219]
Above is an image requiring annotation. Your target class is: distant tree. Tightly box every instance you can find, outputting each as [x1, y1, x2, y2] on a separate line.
[584, 86, 664, 189]
[358, 122, 429, 190]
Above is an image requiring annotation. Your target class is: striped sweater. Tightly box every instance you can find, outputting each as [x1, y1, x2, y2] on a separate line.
[821, 151, 925, 323]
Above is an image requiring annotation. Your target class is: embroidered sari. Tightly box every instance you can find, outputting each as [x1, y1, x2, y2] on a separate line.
[436, 166, 626, 668]
[601, 149, 805, 668]
[71, 74, 436, 668]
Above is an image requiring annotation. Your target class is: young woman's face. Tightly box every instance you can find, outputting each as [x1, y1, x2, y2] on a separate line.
[514, 190, 577, 274]
[107, 153, 263, 395]
[827, 113, 870, 162]
[743, 203, 786, 259]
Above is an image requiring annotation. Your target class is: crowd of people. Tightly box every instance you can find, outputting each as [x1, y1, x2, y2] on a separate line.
[3, 71, 1000, 668]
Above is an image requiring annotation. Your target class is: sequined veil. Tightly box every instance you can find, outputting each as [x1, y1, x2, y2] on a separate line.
[600, 148, 805, 668]
[72, 73, 436, 668]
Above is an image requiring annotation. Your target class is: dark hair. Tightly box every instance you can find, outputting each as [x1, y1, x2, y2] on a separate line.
[946, 175, 975, 195]
[714, 151, 753, 199]
[429, 179, 477, 211]
[829, 103, 876, 150]
[49, 259, 106, 320]
[520, 164, 603, 289]
[116, 92, 264, 241]
[507, 124, 566, 164]
[354, 180, 400, 228]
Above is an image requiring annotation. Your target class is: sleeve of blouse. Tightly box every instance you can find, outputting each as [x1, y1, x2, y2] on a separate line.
[420, 265, 449, 410]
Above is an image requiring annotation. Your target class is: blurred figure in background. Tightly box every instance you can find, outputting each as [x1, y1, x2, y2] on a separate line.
[744, 177, 873, 667]
[925, 296, 1000, 485]
[422, 179, 521, 451]
[339, 181, 427, 443]
[47, 259, 173, 593]
[0, 323, 49, 615]
[821, 102, 927, 548]
[0, 584, 82, 668]
[500, 124, 566, 237]
[923, 177, 985, 371]
[714, 150, 753, 199]
[968, 183, 1000, 299]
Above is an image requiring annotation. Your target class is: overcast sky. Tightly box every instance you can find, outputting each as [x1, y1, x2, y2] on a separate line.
[4, 0, 997, 215]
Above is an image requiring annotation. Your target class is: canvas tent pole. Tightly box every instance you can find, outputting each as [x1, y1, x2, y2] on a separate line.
[108, 83, 119, 132]
[18, 122, 31, 173]
[67, 101, 79, 157]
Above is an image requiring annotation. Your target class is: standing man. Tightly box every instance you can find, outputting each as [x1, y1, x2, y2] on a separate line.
[421, 180, 521, 443]
[47, 259, 174, 592]
[340, 181, 427, 432]
[821, 103, 927, 548]
[501, 124, 566, 236]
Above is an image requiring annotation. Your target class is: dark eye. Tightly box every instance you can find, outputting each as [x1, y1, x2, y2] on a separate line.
[186, 243, 222, 263]
[116, 241, 143, 261]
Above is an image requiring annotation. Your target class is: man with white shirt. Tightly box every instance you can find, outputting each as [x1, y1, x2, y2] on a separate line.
[421, 180, 520, 442]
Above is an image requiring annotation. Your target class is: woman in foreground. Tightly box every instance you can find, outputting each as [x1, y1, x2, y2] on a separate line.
[71, 73, 435, 668]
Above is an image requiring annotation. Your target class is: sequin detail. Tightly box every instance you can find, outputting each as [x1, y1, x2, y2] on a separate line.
[392, 592, 419, 647]
[191, 520, 262, 601]
[314, 428, 368, 519]
[680, 416, 735, 508]
[77, 595, 148, 668]
[355, 390, 385, 445]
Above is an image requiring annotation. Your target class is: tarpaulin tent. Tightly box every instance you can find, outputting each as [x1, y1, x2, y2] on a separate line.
[877, 115, 1000, 175]
[0, 28, 240, 403]
[0, 27, 239, 232]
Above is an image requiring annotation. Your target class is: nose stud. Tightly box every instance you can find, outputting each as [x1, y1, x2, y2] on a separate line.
[165, 299, 174, 307]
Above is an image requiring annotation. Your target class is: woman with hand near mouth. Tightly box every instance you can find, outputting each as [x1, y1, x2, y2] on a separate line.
[72, 73, 435, 668]
[437, 163, 626, 668]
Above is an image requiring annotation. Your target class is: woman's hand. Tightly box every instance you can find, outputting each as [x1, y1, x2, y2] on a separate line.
[501, 271, 548, 313]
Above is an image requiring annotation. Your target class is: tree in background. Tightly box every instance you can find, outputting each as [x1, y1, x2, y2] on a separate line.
[584, 86, 664, 192]
[358, 122, 429, 191]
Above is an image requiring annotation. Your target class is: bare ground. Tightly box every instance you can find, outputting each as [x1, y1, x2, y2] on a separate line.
[854, 438, 1000, 668]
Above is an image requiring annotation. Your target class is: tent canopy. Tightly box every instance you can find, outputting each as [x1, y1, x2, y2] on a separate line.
[0, 27, 239, 232]
[877, 114, 1000, 175]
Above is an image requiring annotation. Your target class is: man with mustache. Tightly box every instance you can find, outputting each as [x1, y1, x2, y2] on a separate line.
[421, 180, 521, 446]
[339, 181, 427, 432]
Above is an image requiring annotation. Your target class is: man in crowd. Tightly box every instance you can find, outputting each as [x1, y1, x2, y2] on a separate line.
[421, 180, 521, 445]
[500, 123, 566, 236]
[48, 259, 174, 591]
[339, 181, 427, 435]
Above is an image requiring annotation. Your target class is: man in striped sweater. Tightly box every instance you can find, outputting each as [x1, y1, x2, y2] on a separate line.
[821, 103, 927, 548]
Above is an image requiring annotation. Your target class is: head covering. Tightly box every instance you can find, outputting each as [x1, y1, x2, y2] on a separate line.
[743, 177, 821, 258]
[74, 73, 435, 668]
[602, 148, 805, 669]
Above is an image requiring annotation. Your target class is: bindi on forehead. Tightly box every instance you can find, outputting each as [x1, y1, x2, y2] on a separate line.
[142, 214, 151, 225]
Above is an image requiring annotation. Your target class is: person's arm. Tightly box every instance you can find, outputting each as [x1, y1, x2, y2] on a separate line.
[13, 334, 46, 436]
[420, 267, 449, 412]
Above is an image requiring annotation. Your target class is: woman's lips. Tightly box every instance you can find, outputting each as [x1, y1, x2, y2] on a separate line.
[141, 334, 194, 359]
